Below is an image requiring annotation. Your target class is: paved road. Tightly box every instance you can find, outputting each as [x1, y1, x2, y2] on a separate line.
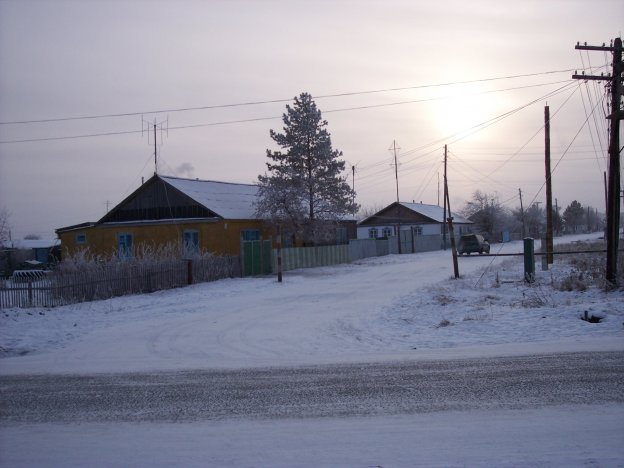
[2, 351, 623, 424]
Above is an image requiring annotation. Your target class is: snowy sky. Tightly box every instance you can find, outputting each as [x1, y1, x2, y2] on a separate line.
[0, 0, 622, 239]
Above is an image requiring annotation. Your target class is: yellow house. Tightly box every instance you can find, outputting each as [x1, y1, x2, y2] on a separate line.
[56, 174, 268, 259]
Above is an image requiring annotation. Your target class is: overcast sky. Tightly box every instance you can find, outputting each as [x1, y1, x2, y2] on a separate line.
[0, 0, 622, 240]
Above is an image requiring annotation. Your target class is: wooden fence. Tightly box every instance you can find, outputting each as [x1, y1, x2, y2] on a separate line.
[0, 255, 240, 309]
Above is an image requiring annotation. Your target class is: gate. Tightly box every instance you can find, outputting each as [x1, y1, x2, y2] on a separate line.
[242, 240, 273, 276]
[400, 230, 413, 254]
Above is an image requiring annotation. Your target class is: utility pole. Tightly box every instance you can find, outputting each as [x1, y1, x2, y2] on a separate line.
[603, 171, 608, 214]
[445, 178, 459, 278]
[351, 165, 356, 207]
[519, 188, 526, 238]
[544, 105, 554, 264]
[442, 145, 448, 250]
[573, 38, 622, 288]
[555, 198, 559, 236]
[391, 140, 402, 254]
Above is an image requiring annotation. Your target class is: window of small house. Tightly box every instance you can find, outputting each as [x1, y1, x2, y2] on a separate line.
[183, 230, 200, 255]
[241, 229, 260, 241]
[412, 226, 423, 236]
[75, 233, 87, 245]
[382, 227, 393, 238]
[368, 228, 379, 239]
[281, 230, 294, 248]
[117, 233, 133, 259]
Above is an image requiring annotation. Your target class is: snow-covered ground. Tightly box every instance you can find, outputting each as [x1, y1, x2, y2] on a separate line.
[1, 232, 623, 467]
[1, 233, 622, 374]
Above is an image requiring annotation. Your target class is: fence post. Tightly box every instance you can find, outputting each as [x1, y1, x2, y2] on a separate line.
[277, 226, 283, 283]
[187, 259, 193, 285]
[524, 237, 535, 283]
[27, 279, 33, 307]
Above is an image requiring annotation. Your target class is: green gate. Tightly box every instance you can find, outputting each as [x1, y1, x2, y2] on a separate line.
[242, 240, 273, 276]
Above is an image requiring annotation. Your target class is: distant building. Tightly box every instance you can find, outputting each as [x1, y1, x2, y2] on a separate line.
[358, 201, 473, 253]
[0, 238, 60, 276]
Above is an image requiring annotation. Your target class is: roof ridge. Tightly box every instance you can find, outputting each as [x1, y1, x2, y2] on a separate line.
[159, 174, 256, 187]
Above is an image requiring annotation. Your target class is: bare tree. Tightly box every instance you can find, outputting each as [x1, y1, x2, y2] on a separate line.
[357, 204, 386, 221]
[460, 191, 510, 240]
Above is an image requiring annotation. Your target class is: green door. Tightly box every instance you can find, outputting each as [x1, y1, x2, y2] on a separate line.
[242, 240, 273, 276]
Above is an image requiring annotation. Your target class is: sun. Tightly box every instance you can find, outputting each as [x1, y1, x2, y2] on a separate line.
[431, 87, 499, 141]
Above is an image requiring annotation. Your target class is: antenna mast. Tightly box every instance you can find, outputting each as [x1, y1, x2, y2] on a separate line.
[143, 117, 169, 174]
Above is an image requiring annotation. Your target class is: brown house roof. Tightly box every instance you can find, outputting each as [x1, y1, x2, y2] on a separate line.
[359, 202, 472, 226]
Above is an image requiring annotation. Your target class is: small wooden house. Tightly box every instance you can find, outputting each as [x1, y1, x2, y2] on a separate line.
[56, 174, 269, 259]
[358, 202, 473, 250]
[56, 174, 356, 259]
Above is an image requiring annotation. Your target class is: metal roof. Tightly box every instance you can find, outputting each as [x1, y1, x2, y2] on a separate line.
[398, 202, 472, 224]
[160, 175, 260, 219]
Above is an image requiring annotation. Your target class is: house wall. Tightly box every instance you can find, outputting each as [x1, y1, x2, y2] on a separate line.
[358, 224, 444, 239]
[59, 219, 268, 259]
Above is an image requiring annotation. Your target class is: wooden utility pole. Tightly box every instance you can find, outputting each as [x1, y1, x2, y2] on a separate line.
[573, 38, 622, 288]
[555, 198, 559, 236]
[392, 140, 402, 254]
[544, 105, 554, 264]
[442, 145, 448, 250]
[519, 188, 526, 239]
[351, 165, 356, 207]
[603, 171, 608, 214]
[445, 183, 459, 279]
[437, 172, 440, 207]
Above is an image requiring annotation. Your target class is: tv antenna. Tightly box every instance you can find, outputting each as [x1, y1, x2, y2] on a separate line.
[347, 160, 360, 205]
[142, 116, 169, 174]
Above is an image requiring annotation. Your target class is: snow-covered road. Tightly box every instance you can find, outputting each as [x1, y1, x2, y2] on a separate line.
[1, 233, 623, 467]
[2, 352, 623, 423]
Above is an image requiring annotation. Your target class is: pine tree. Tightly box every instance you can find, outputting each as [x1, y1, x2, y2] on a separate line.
[563, 200, 584, 233]
[255, 92, 357, 244]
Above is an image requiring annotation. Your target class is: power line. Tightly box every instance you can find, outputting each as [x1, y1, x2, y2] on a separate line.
[525, 94, 604, 209]
[0, 68, 580, 126]
[0, 79, 576, 145]
[353, 81, 582, 199]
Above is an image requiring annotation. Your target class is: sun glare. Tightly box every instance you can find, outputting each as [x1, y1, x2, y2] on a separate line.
[431, 88, 499, 142]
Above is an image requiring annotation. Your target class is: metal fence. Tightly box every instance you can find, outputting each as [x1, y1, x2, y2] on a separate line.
[276, 244, 349, 272]
[0, 255, 240, 309]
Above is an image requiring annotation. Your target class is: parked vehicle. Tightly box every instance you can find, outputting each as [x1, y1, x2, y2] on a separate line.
[458, 234, 490, 255]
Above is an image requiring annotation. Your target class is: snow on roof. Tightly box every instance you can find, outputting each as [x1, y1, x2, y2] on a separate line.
[160, 175, 260, 220]
[399, 202, 472, 224]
